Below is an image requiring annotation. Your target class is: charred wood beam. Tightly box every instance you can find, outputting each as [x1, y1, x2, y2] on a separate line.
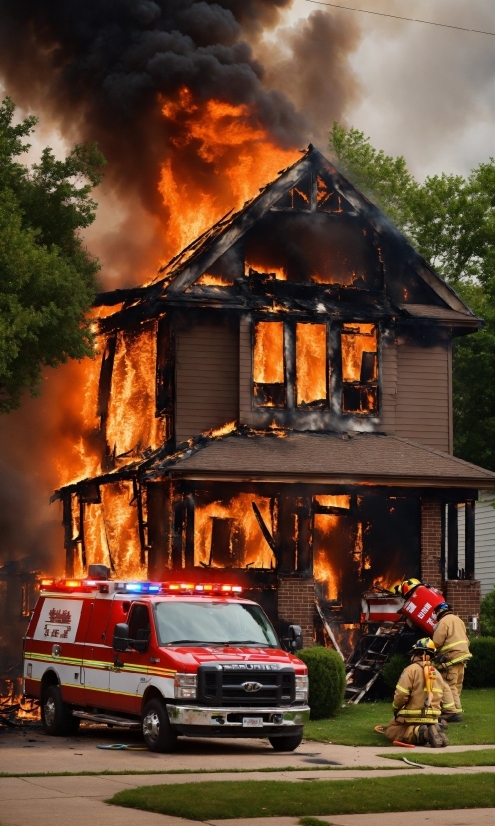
[62, 494, 75, 577]
[297, 495, 312, 575]
[465, 500, 475, 580]
[277, 494, 296, 573]
[156, 316, 175, 420]
[185, 493, 195, 569]
[172, 488, 185, 569]
[94, 287, 159, 307]
[251, 502, 276, 556]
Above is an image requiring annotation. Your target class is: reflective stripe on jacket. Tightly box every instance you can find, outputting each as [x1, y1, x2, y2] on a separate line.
[392, 661, 442, 725]
[432, 614, 472, 667]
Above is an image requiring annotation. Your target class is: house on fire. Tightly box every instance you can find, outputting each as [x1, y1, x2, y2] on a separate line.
[54, 146, 495, 647]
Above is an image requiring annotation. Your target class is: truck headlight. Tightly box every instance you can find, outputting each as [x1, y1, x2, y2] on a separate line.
[174, 674, 197, 699]
[295, 674, 308, 703]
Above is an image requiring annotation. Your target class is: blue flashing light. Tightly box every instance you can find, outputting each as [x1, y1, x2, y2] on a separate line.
[126, 583, 142, 592]
[149, 585, 160, 593]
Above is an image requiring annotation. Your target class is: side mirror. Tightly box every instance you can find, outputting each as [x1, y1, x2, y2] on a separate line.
[282, 625, 303, 652]
[113, 623, 129, 652]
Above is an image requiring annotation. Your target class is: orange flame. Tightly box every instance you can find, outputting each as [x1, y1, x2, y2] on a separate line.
[158, 88, 298, 261]
[253, 321, 284, 385]
[195, 493, 276, 570]
[296, 323, 327, 406]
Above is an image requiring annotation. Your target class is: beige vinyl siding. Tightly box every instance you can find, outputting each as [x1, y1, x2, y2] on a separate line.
[395, 344, 450, 452]
[239, 314, 254, 427]
[456, 494, 495, 597]
[175, 320, 239, 443]
[379, 337, 397, 433]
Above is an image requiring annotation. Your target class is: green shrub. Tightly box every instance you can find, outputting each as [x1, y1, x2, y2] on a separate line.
[297, 646, 345, 720]
[463, 637, 495, 688]
[381, 653, 408, 693]
[480, 587, 495, 637]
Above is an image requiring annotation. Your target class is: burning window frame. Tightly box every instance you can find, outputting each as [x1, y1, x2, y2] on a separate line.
[340, 323, 380, 416]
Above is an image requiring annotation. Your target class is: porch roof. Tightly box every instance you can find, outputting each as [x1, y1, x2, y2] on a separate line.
[146, 431, 495, 489]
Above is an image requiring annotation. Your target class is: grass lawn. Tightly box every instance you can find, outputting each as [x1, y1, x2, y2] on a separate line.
[304, 688, 495, 746]
[108, 773, 495, 820]
[379, 748, 495, 767]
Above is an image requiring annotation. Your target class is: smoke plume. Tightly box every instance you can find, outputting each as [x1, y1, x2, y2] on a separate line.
[0, 1, 361, 571]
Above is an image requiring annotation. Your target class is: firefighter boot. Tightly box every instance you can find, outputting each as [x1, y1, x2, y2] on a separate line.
[442, 713, 463, 723]
[427, 724, 448, 748]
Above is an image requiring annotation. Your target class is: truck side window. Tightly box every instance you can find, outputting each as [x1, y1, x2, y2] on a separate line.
[128, 603, 151, 642]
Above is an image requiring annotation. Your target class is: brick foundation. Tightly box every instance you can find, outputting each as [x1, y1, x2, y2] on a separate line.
[277, 576, 315, 648]
[421, 497, 443, 589]
[444, 579, 481, 624]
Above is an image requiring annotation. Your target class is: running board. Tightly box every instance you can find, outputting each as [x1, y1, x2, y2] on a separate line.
[72, 711, 141, 729]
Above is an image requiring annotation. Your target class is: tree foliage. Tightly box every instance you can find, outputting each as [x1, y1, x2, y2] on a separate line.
[0, 97, 106, 413]
[330, 123, 495, 471]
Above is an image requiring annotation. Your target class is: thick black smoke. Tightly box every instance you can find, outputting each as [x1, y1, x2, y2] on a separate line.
[0, 1, 307, 218]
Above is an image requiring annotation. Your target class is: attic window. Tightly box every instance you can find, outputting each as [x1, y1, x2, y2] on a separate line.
[341, 323, 379, 415]
[296, 323, 328, 408]
[273, 172, 312, 211]
[253, 321, 285, 407]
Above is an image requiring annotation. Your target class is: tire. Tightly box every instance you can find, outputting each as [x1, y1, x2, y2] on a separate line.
[142, 698, 178, 753]
[268, 732, 303, 752]
[41, 684, 74, 736]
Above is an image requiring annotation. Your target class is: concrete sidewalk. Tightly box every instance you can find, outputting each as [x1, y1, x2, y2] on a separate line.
[0, 771, 493, 826]
[0, 725, 493, 826]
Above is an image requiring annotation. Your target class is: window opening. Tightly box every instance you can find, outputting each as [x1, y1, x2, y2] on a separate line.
[296, 323, 328, 408]
[253, 321, 285, 407]
[341, 323, 378, 415]
[128, 603, 151, 643]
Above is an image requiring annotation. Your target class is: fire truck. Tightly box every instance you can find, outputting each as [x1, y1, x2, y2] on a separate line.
[22, 567, 309, 752]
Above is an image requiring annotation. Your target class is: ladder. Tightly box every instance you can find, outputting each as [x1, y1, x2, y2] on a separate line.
[344, 624, 404, 704]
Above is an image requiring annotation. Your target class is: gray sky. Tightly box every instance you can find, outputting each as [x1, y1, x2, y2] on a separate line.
[275, 0, 494, 178]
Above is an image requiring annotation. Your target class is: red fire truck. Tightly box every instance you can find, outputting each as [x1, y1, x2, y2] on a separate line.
[22, 569, 309, 752]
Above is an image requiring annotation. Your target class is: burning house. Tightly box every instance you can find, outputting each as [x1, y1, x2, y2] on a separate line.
[53, 146, 495, 650]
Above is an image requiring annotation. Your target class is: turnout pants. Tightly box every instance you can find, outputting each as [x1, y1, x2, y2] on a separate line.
[385, 717, 420, 745]
[442, 663, 465, 712]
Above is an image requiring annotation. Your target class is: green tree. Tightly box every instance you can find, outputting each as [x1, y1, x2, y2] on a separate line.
[330, 123, 495, 471]
[0, 97, 105, 413]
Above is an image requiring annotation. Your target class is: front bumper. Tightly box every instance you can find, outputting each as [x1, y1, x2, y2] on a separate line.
[166, 703, 310, 737]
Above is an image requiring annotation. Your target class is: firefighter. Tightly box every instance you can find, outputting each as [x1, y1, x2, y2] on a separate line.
[385, 638, 449, 747]
[432, 602, 471, 721]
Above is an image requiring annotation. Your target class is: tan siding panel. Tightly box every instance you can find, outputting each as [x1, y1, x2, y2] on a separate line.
[175, 320, 239, 442]
[395, 344, 450, 452]
[379, 338, 397, 433]
[239, 315, 254, 426]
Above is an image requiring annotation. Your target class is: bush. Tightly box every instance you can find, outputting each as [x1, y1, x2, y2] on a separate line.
[463, 637, 495, 688]
[480, 587, 495, 637]
[381, 653, 408, 694]
[297, 646, 346, 720]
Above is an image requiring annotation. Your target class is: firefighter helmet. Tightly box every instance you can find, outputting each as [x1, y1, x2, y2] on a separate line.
[409, 638, 436, 657]
[435, 602, 451, 617]
[400, 578, 421, 597]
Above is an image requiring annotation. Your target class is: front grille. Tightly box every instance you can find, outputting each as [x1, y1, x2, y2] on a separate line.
[198, 665, 295, 707]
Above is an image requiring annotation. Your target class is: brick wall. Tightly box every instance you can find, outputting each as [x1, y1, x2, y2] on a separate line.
[278, 576, 315, 648]
[421, 497, 443, 589]
[444, 579, 481, 624]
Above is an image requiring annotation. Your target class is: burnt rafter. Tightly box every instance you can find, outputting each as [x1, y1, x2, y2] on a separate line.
[94, 145, 479, 338]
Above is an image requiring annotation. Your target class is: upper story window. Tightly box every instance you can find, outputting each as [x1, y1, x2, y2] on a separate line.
[253, 321, 285, 408]
[253, 320, 379, 416]
[296, 323, 328, 408]
[341, 323, 378, 415]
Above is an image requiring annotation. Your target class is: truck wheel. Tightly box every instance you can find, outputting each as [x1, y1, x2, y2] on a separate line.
[142, 698, 178, 753]
[41, 685, 73, 736]
[268, 733, 303, 752]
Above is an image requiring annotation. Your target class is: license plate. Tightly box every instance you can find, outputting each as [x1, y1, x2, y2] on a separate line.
[242, 717, 263, 728]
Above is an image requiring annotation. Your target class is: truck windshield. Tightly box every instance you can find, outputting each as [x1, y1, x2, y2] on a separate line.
[154, 601, 279, 647]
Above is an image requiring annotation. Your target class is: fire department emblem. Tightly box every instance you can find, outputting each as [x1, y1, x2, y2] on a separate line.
[241, 681, 263, 693]
[34, 598, 84, 644]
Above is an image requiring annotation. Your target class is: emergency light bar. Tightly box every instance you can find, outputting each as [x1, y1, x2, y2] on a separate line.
[39, 578, 243, 596]
[115, 582, 243, 595]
